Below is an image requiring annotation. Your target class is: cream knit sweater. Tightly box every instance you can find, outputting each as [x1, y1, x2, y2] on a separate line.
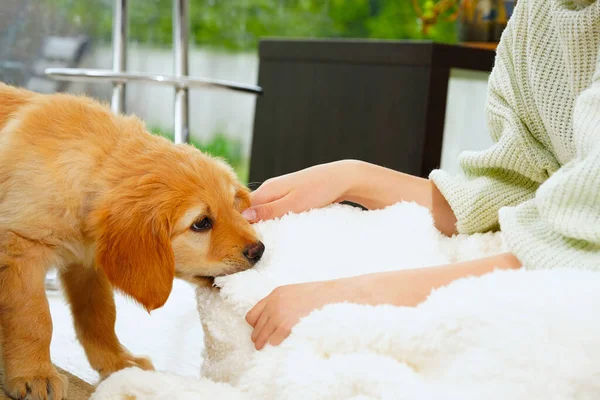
[430, 0, 600, 270]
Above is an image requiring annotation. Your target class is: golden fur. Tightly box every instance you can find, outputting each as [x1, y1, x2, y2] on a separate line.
[0, 83, 263, 400]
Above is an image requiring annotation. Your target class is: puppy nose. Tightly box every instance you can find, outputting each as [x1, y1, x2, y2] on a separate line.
[243, 241, 265, 264]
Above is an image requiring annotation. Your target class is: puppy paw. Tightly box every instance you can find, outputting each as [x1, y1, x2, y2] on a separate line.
[4, 367, 68, 400]
[97, 353, 154, 380]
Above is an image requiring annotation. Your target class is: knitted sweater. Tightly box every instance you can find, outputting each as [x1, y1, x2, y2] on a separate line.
[429, 0, 600, 270]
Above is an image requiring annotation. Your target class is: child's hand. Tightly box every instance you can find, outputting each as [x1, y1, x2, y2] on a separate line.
[245, 279, 357, 350]
[244, 272, 415, 351]
[242, 160, 359, 223]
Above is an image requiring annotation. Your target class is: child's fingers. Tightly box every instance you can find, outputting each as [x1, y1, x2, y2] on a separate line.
[246, 298, 267, 326]
[255, 319, 278, 350]
[243, 196, 295, 223]
[268, 325, 292, 347]
[251, 312, 270, 342]
[249, 179, 289, 206]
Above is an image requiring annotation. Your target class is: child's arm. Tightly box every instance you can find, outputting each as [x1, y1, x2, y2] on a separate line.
[246, 252, 522, 350]
[342, 161, 458, 236]
[244, 160, 458, 236]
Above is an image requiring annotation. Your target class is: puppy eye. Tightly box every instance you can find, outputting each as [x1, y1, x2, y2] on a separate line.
[191, 217, 212, 232]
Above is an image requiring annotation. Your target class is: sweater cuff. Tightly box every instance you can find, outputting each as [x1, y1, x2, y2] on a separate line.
[499, 201, 600, 270]
[429, 169, 537, 235]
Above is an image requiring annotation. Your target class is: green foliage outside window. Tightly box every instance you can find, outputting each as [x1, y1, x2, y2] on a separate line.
[43, 0, 458, 52]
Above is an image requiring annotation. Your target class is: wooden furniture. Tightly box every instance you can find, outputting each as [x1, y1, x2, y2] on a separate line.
[461, 41, 499, 51]
[249, 39, 496, 184]
[0, 365, 94, 400]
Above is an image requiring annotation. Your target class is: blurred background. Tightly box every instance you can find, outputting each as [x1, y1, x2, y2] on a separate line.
[0, 0, 514, 183]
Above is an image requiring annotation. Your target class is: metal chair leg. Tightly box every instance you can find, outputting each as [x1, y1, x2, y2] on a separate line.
[173, 0, 190, 144]
[111, 0, 128, 115]
[45, 268, 61, 291]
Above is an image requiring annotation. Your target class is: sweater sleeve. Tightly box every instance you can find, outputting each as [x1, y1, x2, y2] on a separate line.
[498, 66, 600, 270]
[429, 9, 560, 234]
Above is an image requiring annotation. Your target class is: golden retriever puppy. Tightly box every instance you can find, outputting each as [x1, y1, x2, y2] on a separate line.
[0, 83, 264, 400]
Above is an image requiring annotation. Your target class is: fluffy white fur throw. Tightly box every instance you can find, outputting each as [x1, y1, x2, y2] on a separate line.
[91, 203, 600, 399]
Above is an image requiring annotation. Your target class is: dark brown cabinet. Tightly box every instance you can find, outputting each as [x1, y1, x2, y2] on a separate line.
[249, 39, 495, 184]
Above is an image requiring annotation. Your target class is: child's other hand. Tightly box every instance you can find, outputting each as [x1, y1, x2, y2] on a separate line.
[245, 279, 354, 350]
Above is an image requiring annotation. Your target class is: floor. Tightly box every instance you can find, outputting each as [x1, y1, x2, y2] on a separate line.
[47, 279, 205, 384]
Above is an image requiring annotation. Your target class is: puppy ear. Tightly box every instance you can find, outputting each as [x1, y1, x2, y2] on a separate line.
[90, 201, 175, 312]
[234, 185, 251, 212]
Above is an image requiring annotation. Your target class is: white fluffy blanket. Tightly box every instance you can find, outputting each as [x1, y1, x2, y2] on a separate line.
[91, 203, 600, 399]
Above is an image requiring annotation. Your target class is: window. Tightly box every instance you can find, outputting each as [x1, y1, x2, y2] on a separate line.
[1, 0, 459, 183]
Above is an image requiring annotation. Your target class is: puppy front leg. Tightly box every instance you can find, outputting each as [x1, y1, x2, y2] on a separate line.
[59, 265, 154, 380]
[0, 244, 68, 400]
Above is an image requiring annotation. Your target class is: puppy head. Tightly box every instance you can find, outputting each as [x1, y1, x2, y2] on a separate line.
[90, 136, 262, 311]
[169, 157, 264, 284]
